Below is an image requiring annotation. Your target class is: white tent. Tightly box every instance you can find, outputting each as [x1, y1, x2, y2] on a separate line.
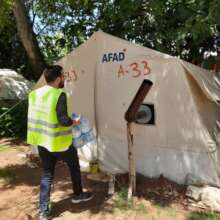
[0, 69, 33, 100]
[35, 31, 220, 186]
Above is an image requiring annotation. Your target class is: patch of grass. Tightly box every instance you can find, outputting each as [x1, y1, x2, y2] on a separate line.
[112, 187, 147, 214]
[0, 144, 10, 152]
[0, 168, 14, 184]
[166, 206, 178, 217]
[154, 203, 162, 215]
[154, 202, 178, 216]
[113, 188, 133, 213]
[187, 211, 220, 220]
[135, 202, 148, 214]
[0, 100, 28, 138]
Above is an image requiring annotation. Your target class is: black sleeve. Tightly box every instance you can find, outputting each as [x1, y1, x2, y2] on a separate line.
[56, 92, 73, 126]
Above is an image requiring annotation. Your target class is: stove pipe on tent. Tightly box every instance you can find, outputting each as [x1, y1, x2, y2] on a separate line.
[125, 79, 153, 198]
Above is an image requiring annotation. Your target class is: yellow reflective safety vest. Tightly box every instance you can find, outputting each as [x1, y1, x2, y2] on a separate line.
[27, 85, 73, 152]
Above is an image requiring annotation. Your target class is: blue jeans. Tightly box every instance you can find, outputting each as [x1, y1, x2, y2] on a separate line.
[38, 145, 83, 215]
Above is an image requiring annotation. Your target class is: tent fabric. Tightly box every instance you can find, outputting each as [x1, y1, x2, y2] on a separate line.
[181, 61, 220, 104]
[0, 69, 32, 100]
[35, 31, 220, 186]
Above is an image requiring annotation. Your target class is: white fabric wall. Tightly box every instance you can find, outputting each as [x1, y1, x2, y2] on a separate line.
[34, 31, 220, 185]
[94, 31, 220, 185]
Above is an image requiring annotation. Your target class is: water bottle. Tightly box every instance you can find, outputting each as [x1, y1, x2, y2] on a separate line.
[72, 113, 81, 121]
[80, 116, 90, 133]
[73, 135, 84, 148]
[83, 129, 95, 142]
[72, 126, 81, 139]
[71, 113, 95, 148]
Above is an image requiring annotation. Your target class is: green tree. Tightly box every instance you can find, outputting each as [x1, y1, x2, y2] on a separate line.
[96, 0, 220, 63]
[31, 0, 220, 64]
[0, 0, 45, 79]
[1, 0, 220, 74]
[0, 1, 33, 79]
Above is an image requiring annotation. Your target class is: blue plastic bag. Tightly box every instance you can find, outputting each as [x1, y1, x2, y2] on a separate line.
[71, 113, 95, 148]
[82, 129, 95, 142]
[73, 135, 84, 148]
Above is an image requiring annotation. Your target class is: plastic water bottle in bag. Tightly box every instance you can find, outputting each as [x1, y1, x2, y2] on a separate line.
[73, 135, 84, 148]
[80, 117, 90, 133]
[71, 113, 95, 148]
[83, 129, 95, 142]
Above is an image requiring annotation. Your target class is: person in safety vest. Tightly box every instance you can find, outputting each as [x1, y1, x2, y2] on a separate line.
[27, 65, 93, 220]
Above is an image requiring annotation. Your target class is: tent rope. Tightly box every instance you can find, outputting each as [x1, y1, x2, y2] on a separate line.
[0, 99, 26, 120]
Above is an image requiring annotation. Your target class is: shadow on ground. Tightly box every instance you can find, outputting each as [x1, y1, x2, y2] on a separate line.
[0, 161, 110, 218]
[115, 173, 187, 208]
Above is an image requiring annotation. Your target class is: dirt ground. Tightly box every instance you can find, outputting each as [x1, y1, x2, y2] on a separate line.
[0, 138, 217, 220]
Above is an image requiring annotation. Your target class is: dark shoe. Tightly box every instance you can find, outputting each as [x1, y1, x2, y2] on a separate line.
[71, 192, 94, 204]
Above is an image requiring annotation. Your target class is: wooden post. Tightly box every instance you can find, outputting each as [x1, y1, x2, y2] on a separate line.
[127, 122, 136, 199]
[108, 174, 115, 195]
[124, 80, 153, 199]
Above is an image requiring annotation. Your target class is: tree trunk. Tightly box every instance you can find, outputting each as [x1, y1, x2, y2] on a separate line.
[13, 0, 45, 79]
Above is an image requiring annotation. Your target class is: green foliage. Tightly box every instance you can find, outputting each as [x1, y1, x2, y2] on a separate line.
[139, 0, 220, 62]
[30, 0, 220, 64]
[31, 0, 98, 63]
[0, 0, 14, 29]
[1, 0, 220, 78]
[112, 187, 147, 214]
[0, 1, 34, 80]
[113, 188, 133, 212]
[165, 206, 178, 217]
[39, 32, 73, 64]
[0, 18, 33, 79]
[0, 168, 14, 185]
[216, 72, 220, 79]
[187, 211, 220, 220]
[0, 100, 28, 139]
[0, 144, 10, 152]
[0, 168, 13, 178]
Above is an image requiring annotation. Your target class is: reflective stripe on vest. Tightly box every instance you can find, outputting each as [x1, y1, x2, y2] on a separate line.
[27, 85, 72, 152]
[28, 118, 61, 128]
[28, 127, 72, 137]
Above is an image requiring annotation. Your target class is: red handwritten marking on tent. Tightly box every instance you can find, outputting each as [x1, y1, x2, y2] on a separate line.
[64, 70, 78, 81]
[118, 60, 151, 78]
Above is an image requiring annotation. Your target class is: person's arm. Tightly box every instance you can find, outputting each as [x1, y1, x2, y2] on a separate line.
[56, 93, 79, 126]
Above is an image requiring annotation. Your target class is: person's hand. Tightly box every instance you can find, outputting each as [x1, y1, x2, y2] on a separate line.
[72, 119, 80, 126]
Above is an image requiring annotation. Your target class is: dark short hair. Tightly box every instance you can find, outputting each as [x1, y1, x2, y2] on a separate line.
[43, 65, 63, 83]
